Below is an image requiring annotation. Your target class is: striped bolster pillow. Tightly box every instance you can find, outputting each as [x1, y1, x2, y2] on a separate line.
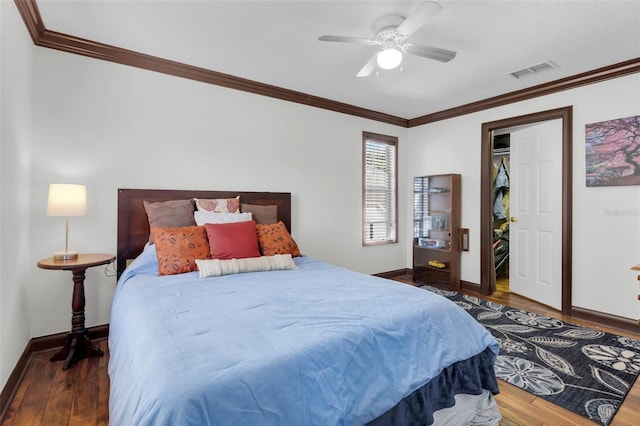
[195, 254, 296, 278]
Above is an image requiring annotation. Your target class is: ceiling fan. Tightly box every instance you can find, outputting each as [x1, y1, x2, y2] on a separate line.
[318, 1, 456, 77]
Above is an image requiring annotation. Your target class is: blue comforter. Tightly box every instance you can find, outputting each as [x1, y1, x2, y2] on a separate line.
[109, 246, 498, 425]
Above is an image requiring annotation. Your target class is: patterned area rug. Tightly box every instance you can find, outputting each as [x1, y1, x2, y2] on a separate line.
[420, 286, 640, 426]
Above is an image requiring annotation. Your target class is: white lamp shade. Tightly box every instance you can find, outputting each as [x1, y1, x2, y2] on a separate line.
[47, 184, 87, 217]
[377, 48, 403, 70]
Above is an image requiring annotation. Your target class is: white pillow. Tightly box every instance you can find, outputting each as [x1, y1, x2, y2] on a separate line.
[196, 254, 297, 278]
[194, 211, 252, 226]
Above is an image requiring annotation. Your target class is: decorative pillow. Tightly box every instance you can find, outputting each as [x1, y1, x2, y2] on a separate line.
[255, 221, 301, 257]
[143, 199, 196, 243]
[194, 196, 240, 213]
[204, 220, 260, 260]
[195, 254, 296, 278]
[194, 211, 252, 226]
[241, 204, 278, 225]
[151, 226, 210, 276]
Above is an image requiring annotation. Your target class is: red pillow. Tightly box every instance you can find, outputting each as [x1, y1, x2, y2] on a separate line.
[204, 220, 260, 260]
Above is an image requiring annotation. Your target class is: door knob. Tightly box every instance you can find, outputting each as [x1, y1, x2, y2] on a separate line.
[510, 217, 517, 222]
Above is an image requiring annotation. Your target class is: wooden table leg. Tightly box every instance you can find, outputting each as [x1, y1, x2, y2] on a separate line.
[50, 331, 104, 370]
[50, 267, 104, 370]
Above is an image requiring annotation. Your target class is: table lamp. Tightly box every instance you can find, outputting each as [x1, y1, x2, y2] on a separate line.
[47, 183, 87, 260]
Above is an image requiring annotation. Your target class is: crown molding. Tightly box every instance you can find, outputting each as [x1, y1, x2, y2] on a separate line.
[14, 0, 640, 128]
[14, 0, 44, 42]
[408, 58, 640, 127]
[13, 0, 409, 128]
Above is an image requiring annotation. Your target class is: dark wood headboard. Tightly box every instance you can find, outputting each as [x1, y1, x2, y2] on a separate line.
[117, 189, 292, 278]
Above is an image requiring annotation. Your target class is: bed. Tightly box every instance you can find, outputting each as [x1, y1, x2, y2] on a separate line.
[109, 188, 501, 425]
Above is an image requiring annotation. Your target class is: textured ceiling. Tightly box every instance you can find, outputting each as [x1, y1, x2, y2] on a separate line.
[36, 0, 640, 119]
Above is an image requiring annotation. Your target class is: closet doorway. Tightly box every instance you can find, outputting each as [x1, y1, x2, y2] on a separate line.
[492, 130, 511, 293]
[480, 106, 573, 315]
[492, 120, 563, 309]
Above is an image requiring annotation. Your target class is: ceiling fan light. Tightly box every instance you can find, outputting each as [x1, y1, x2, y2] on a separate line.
[377, 48, 402, 70]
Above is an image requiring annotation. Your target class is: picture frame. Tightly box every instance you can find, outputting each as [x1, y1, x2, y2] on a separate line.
[585, 115, 640, 187]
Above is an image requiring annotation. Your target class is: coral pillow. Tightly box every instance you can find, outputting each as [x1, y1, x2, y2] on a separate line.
[256, 221, 301, 257]
[204, 220, 260, 260]
[151, 226, 211, 276]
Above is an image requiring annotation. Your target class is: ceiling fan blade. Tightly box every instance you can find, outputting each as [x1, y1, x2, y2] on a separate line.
[396, 1, 443, 36]
[318, 35, 378, 45]
[357, 54, 379, 77]
[405, 43, 456, 62]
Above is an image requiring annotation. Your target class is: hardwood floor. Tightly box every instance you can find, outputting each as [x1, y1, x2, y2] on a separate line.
[1, 340, 109, 426]
[496, 275, 510, 293]
[2, 278, 638, 426]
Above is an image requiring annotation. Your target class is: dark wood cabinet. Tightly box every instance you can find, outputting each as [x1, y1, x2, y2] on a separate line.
[412, 174, 461, 290]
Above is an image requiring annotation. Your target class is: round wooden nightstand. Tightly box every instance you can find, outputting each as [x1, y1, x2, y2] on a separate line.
[37, 253, 115, 370]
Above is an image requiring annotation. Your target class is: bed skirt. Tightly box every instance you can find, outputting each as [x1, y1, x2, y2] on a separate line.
[368, 346, 500, 425]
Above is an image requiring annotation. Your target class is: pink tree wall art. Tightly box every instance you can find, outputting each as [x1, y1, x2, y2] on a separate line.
[585, 115, 640, 187]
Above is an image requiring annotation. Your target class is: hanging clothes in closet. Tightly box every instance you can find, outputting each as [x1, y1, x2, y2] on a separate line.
[493, 156, 510, 220]
[493, 156, 510, 277]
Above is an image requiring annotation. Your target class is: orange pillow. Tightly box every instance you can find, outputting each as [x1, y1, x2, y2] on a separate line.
[204, 220, 261, 260]
[256, 221, 301, 257]
[152, 226, 211, 275]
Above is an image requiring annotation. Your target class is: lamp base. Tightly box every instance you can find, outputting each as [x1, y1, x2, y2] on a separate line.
[53, 250, 78, 261]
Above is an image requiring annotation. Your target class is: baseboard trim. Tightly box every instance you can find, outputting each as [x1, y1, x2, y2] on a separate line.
[0, 324, 109, 421]
[0, 342, 30, 422]
[460, 280, 480, 292]
[571, 306, 640, 334]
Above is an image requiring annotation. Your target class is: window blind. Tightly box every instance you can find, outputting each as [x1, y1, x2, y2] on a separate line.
[363, 134, 397, 245]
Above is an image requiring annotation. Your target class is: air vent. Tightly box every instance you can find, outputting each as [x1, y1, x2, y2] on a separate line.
[510, 61, 558, 79]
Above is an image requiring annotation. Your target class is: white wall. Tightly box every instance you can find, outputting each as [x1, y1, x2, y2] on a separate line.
[407, 73, 640, 321]
[27, 46, 409, 338]
[0, 0, 34, 391]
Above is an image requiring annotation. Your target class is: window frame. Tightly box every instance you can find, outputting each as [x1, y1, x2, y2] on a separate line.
[362, 131, 398, 246]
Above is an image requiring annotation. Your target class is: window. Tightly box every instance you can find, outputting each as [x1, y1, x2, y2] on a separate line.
[362, 132, 398, 245]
